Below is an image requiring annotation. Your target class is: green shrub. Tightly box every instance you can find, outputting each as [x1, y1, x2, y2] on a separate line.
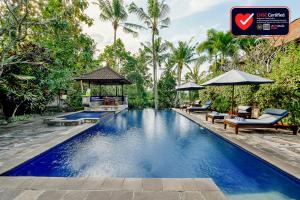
[212, 95, 230, 113]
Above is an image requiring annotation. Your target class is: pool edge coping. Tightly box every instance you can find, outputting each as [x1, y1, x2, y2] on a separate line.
[0, 122, 98, 175]
[173, 108, 300, 182]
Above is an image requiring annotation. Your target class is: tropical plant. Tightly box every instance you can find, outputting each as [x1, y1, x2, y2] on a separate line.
[158, 68, 176, 108]
[185, 56, 206, 84]
[169, 40, 197, 86]
[141, 37, 169, 69]
[129, 0, 170, 110]
[198, 29, 237, 73]
[94, 0, 142, 68]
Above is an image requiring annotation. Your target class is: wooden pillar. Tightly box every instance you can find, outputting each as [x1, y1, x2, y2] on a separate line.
[122, 85, 124, 104]
[99, 85, 102, 96]
[80, 80, 83, 93]
[116, 85, 118, 96]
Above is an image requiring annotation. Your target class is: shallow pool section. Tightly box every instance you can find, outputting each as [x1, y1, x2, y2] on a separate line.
[3, 109, 300, 200]
[60, 111, 106, 120]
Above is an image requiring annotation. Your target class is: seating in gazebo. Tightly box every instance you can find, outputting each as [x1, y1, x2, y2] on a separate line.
[74, 67, 132, 112]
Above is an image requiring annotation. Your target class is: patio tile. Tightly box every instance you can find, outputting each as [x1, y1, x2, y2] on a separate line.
[30, 177, 85, 190]
[37, 190, 66, 200]
[122, 178, 142, 191]
[181, 179, 199, 191]
[133, 191, 180, 200]
[86, 191, 111, 200]
[80, 178, 105, 190]
[162, 179, 184, 191]
[0, 189, 23, 200]
[0, 177, 30, 189]
[63, 191, 89, 200]
[201, 191, 227, 200]
[193, 179, 220, 191]
[100, 178, 124, 190]
[142, 178, 163, 191]
[110, 191, 133, 200]
[14, 190, 44, 200]
[180, 192, 205, 200]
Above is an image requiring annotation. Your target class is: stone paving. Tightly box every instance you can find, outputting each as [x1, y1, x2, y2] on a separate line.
[0, 115, 86, 169]
[0, 177, 227, 200]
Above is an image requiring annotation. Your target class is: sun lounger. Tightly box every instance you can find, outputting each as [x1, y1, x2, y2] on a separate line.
[224, 108, 298, 135]
[206, 112, 229, 124]
[187, 101, 212, 113]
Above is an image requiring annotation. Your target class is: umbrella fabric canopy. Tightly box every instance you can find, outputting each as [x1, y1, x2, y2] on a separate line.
[202, 70, 274, 113]
[176, 82, 205, 91]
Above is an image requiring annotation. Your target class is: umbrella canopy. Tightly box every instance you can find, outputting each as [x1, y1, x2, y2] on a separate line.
[202, 70, 274, 86]
[202, 70, 274, 113]
[176, 82, 205, 91]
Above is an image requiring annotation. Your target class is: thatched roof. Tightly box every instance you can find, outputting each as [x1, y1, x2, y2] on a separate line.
[272, 18, 300, 47]
[74, 67, 132, 85]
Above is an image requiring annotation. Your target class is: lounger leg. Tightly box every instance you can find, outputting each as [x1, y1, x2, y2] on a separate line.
[224, 123, 227, 129]
[235, 126, 238, 134]
[212, 118, 214, 124]
[292, 127, 297, 135]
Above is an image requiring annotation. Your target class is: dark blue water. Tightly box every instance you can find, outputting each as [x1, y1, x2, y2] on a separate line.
[3, 110, 300, 200]
[60, 111, 105, 120]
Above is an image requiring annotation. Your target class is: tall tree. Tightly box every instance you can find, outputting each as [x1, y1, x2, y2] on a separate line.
[0, 0, 50, 78]
[198, 29, 237, 73]
[95, 0, 142, 69]
[169, 40, 197, 86]
[129, 0, 170, 110]
[185, 56, 206, 84]
[141, 37, 169, 69]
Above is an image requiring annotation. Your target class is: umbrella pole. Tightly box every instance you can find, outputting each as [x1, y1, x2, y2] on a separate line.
[231, 85, 234, 115]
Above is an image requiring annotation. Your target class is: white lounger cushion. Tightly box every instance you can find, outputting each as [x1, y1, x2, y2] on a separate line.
[226, 113, 286, 125]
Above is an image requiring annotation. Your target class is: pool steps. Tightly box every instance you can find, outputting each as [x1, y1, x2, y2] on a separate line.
[45, 112, 113, 126]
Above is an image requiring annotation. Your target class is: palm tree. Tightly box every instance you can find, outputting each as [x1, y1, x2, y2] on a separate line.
[128, 0, 170, 110]
[185, 56, 206, 84]
[94, 0, 143, 66]
[169, 40, 197, 86]
[198, 29, 237, 72]
[141, 37, 169, 69]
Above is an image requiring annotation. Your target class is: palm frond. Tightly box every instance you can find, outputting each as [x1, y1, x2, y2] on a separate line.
[159, 17, 170, 27]
[122, 26, 138, 37]
[159, 1, 170, 19]
[124, 22, 146, 30]
[128, 3, 150, 22]
[12, 74, 36, 81]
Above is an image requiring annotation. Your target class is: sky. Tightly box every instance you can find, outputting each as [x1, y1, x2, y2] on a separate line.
[81, 0, 300, 76]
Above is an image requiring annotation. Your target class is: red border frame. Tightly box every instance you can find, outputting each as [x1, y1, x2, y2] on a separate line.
[230, 6, 291, 38]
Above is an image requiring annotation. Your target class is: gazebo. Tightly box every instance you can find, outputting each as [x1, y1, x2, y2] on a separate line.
[74, 66, 132, 112]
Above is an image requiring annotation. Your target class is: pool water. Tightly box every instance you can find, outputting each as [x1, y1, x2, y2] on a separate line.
[3, 109, 300, 200]
[60, 111, 106, 120]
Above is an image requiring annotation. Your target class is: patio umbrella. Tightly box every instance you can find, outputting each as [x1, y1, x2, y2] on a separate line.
[176, 82, 205, 91]
[176, 82, 205, 104]
[201, 70, 274, 113]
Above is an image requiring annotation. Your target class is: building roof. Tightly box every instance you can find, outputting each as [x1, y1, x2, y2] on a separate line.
[272, 18, 300, 47]
[74, 66, 132, 85]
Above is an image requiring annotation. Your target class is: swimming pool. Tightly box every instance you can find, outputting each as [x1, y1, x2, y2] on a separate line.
[3, 109, 300, 200]
[59, 111, 106, 120]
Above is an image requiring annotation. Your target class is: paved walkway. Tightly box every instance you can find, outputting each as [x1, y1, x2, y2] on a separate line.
[0, 115, 85, 169]
[174, 109, 300, 179]
[0, 177, 226, 200]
